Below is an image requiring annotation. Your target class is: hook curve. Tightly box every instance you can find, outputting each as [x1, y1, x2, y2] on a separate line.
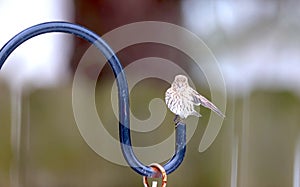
[0, 21, 186, 177]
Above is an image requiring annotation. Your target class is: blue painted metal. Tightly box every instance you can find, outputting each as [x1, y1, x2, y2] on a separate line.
[0, 22, 186, 177]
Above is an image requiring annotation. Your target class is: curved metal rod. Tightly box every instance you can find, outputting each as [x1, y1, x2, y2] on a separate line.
[0, 21, 186, 177]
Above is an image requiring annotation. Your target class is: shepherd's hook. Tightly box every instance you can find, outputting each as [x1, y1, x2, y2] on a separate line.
[0, 21, 186, 177]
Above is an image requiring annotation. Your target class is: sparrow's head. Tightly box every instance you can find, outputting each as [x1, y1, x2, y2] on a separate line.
[173, 75, 189, 89]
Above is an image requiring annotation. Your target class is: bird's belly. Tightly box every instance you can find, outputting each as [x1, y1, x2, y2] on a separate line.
[169, 98, 194, 119]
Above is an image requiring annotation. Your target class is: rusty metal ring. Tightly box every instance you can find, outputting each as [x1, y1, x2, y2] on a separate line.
[143, 163, 167, 187]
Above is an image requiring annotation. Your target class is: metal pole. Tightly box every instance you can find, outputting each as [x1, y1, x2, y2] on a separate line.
[0, 22, 186, 177]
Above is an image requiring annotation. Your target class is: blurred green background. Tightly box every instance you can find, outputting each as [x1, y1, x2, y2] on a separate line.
[1, 1, 300, 187]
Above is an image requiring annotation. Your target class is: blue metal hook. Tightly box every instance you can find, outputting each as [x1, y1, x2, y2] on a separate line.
[0, 22, 186, 177]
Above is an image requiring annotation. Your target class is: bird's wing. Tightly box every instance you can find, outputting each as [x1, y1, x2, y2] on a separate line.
[190, 89, 225, 118]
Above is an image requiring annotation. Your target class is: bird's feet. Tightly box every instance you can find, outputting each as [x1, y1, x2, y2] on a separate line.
[173, 115, 181, 127]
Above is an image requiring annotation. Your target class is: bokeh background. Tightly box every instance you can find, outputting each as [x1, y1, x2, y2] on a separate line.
[1, 1, 300, 186]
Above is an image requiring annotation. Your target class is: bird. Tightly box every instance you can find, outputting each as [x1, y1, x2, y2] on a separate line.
[165, 74, 225, 122]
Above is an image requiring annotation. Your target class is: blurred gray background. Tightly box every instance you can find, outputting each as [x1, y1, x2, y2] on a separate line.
[1, 1, 300, 187]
